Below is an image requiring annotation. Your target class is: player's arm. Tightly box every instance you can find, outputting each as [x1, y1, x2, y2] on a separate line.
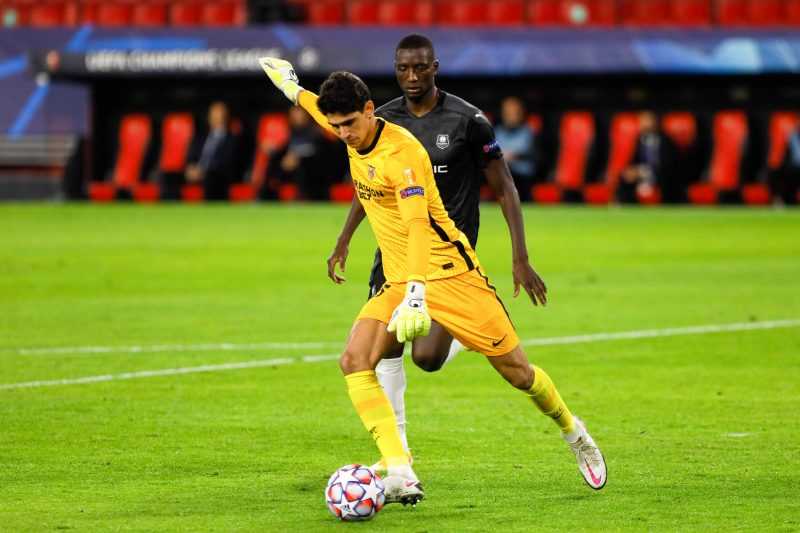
[327, 195, 367, 284]
[258, 57, 336, 137]
[387, 151, 433, 343]
[472, 114, 547, 305]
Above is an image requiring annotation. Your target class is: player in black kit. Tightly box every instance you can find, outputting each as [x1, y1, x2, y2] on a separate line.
[326, 34, 548, 465]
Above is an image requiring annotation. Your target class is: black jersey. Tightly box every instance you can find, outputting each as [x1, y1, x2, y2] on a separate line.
[375, 91, 503, 248]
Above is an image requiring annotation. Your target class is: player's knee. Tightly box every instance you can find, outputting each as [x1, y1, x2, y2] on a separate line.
[411, 350, 446, 372]
[339, 350, 368, 374]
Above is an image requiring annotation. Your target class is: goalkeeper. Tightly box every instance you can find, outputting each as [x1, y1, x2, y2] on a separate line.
[261, 58, 607, 504]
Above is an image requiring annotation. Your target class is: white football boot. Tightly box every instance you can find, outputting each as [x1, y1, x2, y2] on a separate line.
[382, 464, 425, 506]
[565, 416, 607, 490]
[370, 450, 413, 477]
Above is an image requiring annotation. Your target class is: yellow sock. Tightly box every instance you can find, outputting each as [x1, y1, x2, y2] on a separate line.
[345, 370, 409, 468]
[526, 365, 576, 434]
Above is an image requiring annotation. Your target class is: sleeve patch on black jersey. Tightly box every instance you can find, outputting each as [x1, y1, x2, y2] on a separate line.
[400, 186, 425, 199]
[483, 139, 501, 154]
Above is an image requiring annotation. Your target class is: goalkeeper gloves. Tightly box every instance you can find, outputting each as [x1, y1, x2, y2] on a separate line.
[258, 57, 303, 105]
[387, 281, 431, 344]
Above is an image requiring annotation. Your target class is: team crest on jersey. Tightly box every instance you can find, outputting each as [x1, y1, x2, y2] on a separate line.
[435, 133, 450, 150]
[403, 168, 416, 185]
[367, 164, 376, 180]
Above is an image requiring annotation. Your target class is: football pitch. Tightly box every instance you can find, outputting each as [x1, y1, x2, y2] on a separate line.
[1, 203, 798, 531]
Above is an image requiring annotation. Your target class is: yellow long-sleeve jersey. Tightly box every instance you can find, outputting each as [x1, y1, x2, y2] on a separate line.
[299, 91, 479, 283]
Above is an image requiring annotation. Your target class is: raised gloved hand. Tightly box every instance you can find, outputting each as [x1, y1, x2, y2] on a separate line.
[387, 281, 431, 343]
[258, 57, 302, 104]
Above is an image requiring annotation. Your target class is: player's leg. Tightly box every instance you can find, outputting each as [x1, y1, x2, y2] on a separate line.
[410, 322, 464, 372]
[486, 347, 607, 489]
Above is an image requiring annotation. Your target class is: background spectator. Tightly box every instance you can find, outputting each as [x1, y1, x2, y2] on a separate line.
[184, 101, 239, 201]
[619, 111, 680, 203]
[494, 96, 536, 201]
[262, 106, 346, 201]
[770, 122, 800, 205]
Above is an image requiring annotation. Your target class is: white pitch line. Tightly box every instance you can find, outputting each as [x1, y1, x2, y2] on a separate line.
[0, 354, 341, 391]
[8, 318, 800, 357]
[1, 318, 797, 391]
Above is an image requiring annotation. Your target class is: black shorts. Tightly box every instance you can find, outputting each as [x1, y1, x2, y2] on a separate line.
[367, 248, 386, 300]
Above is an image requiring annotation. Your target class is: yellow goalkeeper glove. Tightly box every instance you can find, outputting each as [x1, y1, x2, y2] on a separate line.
[387, 281, 431, 344]
[258, 57, 302, 104]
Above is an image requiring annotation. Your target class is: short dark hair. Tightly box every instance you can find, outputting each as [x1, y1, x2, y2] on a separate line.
[316, 71, 371, 116]
[396, 34, 435, 56]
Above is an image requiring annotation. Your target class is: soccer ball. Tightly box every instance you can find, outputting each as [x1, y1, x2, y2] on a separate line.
[325, 464, 385, 521]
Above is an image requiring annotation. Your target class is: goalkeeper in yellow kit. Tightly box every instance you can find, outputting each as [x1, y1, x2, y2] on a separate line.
[260, 57, 607, 504]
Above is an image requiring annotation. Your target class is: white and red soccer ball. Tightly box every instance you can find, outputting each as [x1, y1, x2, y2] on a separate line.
[325, 464, 385, 521]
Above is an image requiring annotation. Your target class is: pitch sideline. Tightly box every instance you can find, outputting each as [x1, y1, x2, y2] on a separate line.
[1, 318, 797, 391]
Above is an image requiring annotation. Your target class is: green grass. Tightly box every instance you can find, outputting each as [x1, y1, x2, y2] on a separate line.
[1, 204, 798, 531]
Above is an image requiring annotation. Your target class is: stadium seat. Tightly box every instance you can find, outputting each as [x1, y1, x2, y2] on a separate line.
[112, 114, 152, 190]
[159, 113, 195, 173]
[741, 183, 771, 205]
[229, 183, 257, 202]
[487, 0, 525, 25]
[619, 0, 670, 25]
[586, 112, 640, 204]
[480, 184, 496, 201]
[767, 112, 800, 171]
[94, 3, 133, 26]
[279, 183, 300, 201]
[670, 0, 711, 26]
[132, 183, 160, 203]
[716, 0, 748, 25]
[527, 113, 543, 134]
[181, 184, 204, 202]
[436, 0, 487, 25]
[662, 111, 698, 150]
[529, 0, 563, 24]
[748, 0, 784, 25]
[132, 2, 168, 26]
[330, 182, 355, 203]
[202, 1, 245, 26]
[90, 114, 151, 202]
[307, 0, 344, 25]
[533, 111, 594, 203]
[348, 0, 379, 24]
[1, 2, 31, 26]
[170, 1, 202, 26]
[688, 110, 747, 204]
[377, 0, 434, 25]
[251, 113, 290, 191]
[529, 0, 615, 26]
[636, 186, 662, 204]
[787, 0, 800, 25]
[29, 2, 77, 27]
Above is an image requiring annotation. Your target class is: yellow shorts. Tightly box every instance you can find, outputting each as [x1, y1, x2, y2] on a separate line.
[356, 267, 519, 356]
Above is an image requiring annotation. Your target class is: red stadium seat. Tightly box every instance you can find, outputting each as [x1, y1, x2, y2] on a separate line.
[619, 0, 670, 25]
[671, 0, 711, 26]
[251, 113, 290, 189]
[787, 0, 800, 25]
[159, 113, 195, 173]
[529, 0, 614, 26]
[229, 183, 257, 202]
[533, 111, 594, 202]
[330, 182, 355, 203]
[307, 0, 344, 24]
[348, 0, 379, 24]
[741, 184, 771, 205]
[689, 110, 747, 203]
[29, 2, 77, 27]
[487, 0, 525, 25]
[133, 183, 160, 203]
[132, 2, 168, 26]
[661, 112, 697, 150]
[181, 184, 204, 202]
[767, 112, 800, 170]
[436, 0, 487, 25]
[605, 112, 641, 189]
[636, 186, 662, 204]
[716, 0, 748, 25]
[1, 2, 31, 26]
[748, 0, 784, 26]
[480, 184, 496, 201]
[88, 183, 116, 202]
[377, 0, 434, 25]
[527, 114, 543, 134]
[112, 114, 152, 190]
[279, 183, 299, 201]
[202, 1, 245, 26]
[95, 3, 133, 27]
[170, 1, 202, 26]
